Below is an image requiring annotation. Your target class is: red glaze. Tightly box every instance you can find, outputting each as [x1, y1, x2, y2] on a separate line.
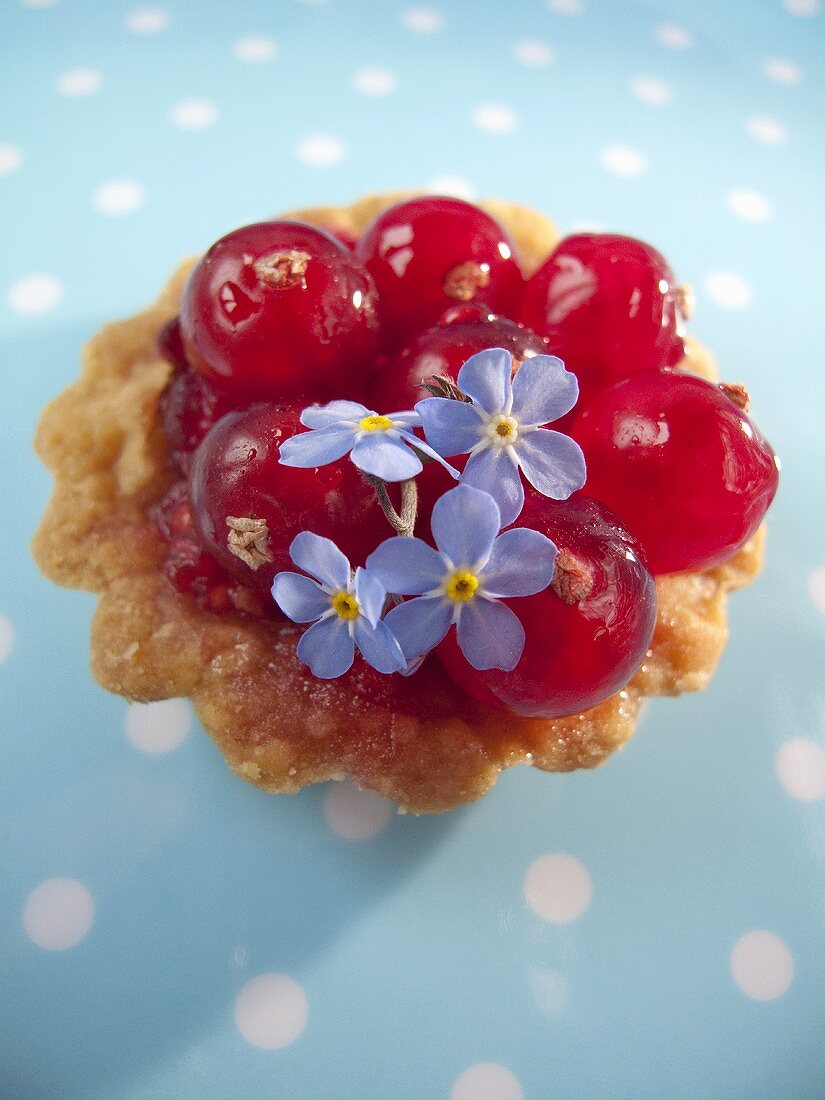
[188, 402, 385, 598]
[571, 371, 780, 574]
[437, 493, 658, 718]
[519, 233, 686, 389]
[370, 305, 549, 410]
[160, 367, 234, 474]
[180, 221, 380, 403]
[157, 316, 188, 369]
[355, 197, 524, 346]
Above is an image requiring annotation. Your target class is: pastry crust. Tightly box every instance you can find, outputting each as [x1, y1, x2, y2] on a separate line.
[32, 195, 765, 813]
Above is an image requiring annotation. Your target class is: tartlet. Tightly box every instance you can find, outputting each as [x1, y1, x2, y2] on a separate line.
[33, 195, 767, 813]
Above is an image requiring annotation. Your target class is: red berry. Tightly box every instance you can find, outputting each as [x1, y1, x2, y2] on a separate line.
[355, 197, 524, 345]
[188, 402, 386, 598]
[519, 233, 687, 389]
[160, 366, 234, 473]
[570, 371, 779, 574]
[370, 306, 548, 410]
[157, 316, 187, 368]
[438, 493, 657, 718]
[180, 221, 380, 402]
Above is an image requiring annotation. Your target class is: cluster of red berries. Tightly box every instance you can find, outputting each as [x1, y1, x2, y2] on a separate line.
[154, 196, 779, 719]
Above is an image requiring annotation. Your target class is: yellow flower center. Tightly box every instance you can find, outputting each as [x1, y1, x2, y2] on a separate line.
[359, 414, 394, 433]
[486, 414, 519, 446]
[331, 591, 360, 620]
[445, 570, 479, 603]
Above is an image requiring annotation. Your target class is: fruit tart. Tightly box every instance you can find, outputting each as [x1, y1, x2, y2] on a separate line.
[32, 194, 779, 813]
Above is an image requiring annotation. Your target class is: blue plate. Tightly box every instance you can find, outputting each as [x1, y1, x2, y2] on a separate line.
[2, 1, 825, 1096]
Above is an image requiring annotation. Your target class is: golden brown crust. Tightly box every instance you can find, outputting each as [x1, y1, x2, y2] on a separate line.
[32, 194, 765, 813]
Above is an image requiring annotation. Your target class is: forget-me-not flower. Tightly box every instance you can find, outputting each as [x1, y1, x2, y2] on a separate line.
[278, 400, 458, 482]
[415, 348, 586, 526]
[271, 531, 406, 679]
[366, 485, 558, 672]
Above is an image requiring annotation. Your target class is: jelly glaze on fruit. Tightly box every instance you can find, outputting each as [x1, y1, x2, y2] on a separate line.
[31, 194, 765, 813]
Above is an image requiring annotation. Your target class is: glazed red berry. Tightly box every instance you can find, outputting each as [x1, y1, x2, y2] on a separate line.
[370, 304, 549, 410]
[519, 233, 687, 389]
[180, 221, 380, 402]
[188, 402, 385, 598]
[438, 493, 657, 718]
[160, 366, 234, 473]
[157, 316, 188, 369]
[355, 197, 524, 345]
[571, 371, 780, 574]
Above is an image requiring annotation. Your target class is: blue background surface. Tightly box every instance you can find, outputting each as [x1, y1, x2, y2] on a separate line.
[2, 1, 825, 1097]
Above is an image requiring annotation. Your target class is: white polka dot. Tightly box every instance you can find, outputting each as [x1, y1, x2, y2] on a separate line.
[654, 22, 694, 49]
[783, 0, 820, 15]
[23, 878, 94, 950]
[546, 0, 584, 13]
[746, 115, 788, 145]
[513, 41, 555, 67]
[233, 36, 278, 63]
[323, 781, 392, 840]
[402, 7, 443, 33]
[568, 219, 606, 233]
[427, 175, 477, 200]
[810, 566, 825, 614]
[21, 0, 59, 7]
[451, 1064, 524, 1100]
[125, 698, 191, 754]
[630, 76, 673, 105]
[56, 69, 102, 97]
[763, 57, 802, 85]
[352, 68, 398, 96]
[170, 99, 218, 131]
[297, 0, 328, 4]
[472, 104, 519, 135]
[705, 272, 753, 309]
[727, 188, 772, 222]
[0, 614, 15, 664]
[92, 179, 146, 216]
[0, 144, 23, 175]
[524, 854, 593, 923]
[127, 8, 169, 33]
[731, 931, 793, 1001]
[296, 134, 345, 167]
[776, 738, 825, 801]
[8, 274, 63, 315]
[600, 144, 648, 177]
[234, 974, 308, 1049]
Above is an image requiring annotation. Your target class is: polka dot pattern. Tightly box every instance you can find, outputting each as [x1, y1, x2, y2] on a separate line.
[427, 175, 477, 200]
[92, 180, 146, 216]
[0, 144, 23, 175]
[170, 99, 218, 130]
[56, 69, 103, 97]
[23, 878, 94, 950]
[727, 188, 771, 221]
[524, 854, 593, 923]
[234, 974, 308, 1049]
[600, 144, 648, 177]
[9, 274, 63, 315]
[233, 37, 278, 63]
[323, 781, 392, 839]
[705, 271, 753, 309]
[296, 134, 345, 166]
[746, 115, 788, 145]
[352, 68, 398, 96]
[654, 23, 694, 49]
[513, 41, 555, 67]
[776, 739, 825, 801]
[630, 76, 673, 105]
[472, 104, 519, 134]
[731, 932, 794, 1001]
[125, 698, 191, 754]
[402, 8, 443, 33]
[810, 566, 825, 614]
[451, 1064, 524, 1100]
[0, 614, 15, 664]
[763, 58, 802, 85]
[127, 8, 169, 34]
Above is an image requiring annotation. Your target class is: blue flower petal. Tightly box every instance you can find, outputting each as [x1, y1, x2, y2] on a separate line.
[366, 536, 445, 595]
[349, 434, 423, 480]
[510, 355, 579, 426]
[481, 528, 558, 597]
[300, 400, 369, 429]
[456, 598, 525, 671]
[396, 429, 461, 477]
[415, 397, 483, 457]
[353, 618, 407, 674]
[457, 347, 513, 414]
[296, 615, 355, 678]
[289, 531, 351, 590]
[354, 566, 387, 627]
[516, 430, 587, 500]
[271, 572, 331, 622]
[431, 483, 501, 568]
[383, 597, 453, 660]
[460, 447, 524, 528]
[279, 425, 356, 467]
[389, 410, 422, 428]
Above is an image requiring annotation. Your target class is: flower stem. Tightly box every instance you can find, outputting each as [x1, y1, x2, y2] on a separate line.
[364, 475, 418, 538]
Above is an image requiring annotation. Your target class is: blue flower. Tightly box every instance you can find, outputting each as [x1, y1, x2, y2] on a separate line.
[278, 400, 458, 482]
[271, 532, 406, 679]
[366, 485, 558, 672]
[415, 348, 587, 526]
